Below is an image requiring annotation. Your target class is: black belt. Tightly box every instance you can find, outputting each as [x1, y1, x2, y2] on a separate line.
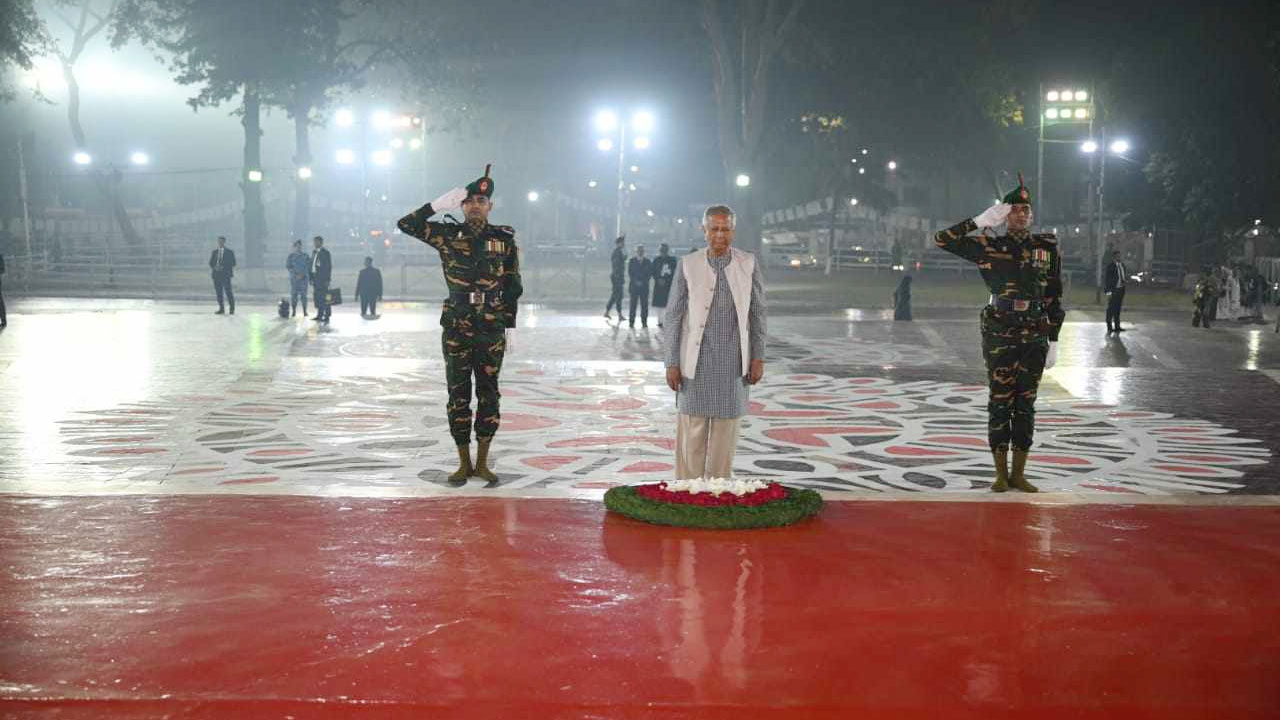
[448, 290, 500, 306]
[989, 296, 1043, 313]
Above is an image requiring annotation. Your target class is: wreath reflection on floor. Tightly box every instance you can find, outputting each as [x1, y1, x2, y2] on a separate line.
[604, 477, 823, 529]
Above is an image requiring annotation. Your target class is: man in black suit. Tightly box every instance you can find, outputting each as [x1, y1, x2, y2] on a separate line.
[627, 244, 652, 328]
[310, 235, 333, 323]
[209, 236, 236, 315]
[355, 256, 383, 318]
[1103, 250, 1127, 334]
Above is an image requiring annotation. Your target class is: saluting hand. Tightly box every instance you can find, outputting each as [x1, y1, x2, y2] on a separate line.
[666, 367, 682, 392]
[431, 187, 468, 213]
[973, 203, 1012, 229]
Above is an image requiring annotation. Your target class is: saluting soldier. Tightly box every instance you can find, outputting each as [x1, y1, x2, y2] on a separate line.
[397, 167, 523, 484]
[934, 175, 1065, 492]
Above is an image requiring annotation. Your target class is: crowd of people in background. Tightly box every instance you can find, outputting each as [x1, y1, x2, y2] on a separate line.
[202, 234, 386, 325]
[604, 235, 678, 329]
[1192, 263, 1270, 329]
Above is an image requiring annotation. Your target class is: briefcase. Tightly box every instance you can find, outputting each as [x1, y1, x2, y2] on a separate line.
[327, 288, 343, 305]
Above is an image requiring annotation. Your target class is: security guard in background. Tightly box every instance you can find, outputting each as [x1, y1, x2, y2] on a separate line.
[934, 174, 1065, 493]
[398, 166, 523, 484]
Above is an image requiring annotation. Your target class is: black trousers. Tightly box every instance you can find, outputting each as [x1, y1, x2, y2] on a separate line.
[605, 277, 624, 315]
[629, 286, 649, 326]
[361, 298, 377, 316]
[313, 281, 330, 320]
[0, 277, 6, 325]
[1106, 287, 1126, 330]
[213, 272, 234, 311]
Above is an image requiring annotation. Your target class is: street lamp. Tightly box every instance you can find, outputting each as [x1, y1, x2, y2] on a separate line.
[297, 166, 313, 180]
[588, 179, 598, 188]
[735, 173, 751, 187]
[1080, 134, 1137, 300]
[247, 169, 263, 183]
[887, 160, 897, 171]
[593, 106, 656, 236]
[73, 151, 92, 166]
[1038, 83, 1095, 220]
[527, 190, 539, 203]
[129, 151, 150, 166]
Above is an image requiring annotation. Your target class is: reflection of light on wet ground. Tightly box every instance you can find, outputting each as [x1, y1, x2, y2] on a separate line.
[16, 311, 152, 469]
[1051, 366, 1126, 406]
[1246, 330, 1261, 371]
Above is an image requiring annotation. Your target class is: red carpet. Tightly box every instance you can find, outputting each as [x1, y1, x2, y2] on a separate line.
[2, 496, 1278, 718]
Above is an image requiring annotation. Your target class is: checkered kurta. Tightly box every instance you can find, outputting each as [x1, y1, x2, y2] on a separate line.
[664, 251, 766, 419]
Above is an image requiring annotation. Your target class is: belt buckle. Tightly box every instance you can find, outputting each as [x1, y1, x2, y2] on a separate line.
[468, 291, 484, 305]
[1012, 300, 1030, 312]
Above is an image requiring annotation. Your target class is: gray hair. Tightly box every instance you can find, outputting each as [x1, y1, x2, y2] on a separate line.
[702, 204, 736, 226]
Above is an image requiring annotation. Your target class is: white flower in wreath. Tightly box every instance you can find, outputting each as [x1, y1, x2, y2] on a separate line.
[661, 477, 767, 497]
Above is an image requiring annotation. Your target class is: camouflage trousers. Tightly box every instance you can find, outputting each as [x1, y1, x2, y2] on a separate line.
[981, 335, 1049, 451]
[442, 319, 507, 446]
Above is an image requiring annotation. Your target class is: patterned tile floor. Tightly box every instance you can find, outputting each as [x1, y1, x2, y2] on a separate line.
[1, 299, 1277, 501]
[3, 299, 1280, 718]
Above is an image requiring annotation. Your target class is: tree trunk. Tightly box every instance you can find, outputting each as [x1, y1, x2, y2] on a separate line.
[292, 94, 313, 242]
[60, 57, 143, 247]
[701, 0, 806, 252]
[242, 81, 267, 269]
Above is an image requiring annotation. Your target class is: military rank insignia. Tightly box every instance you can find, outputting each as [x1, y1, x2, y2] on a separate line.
[486, 240, 505, 253]
[1031, 248, 1050, 267]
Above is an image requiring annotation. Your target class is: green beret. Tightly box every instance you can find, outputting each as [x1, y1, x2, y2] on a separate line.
[465, 164, 494, 200]
[1002, 172, 1031, 205]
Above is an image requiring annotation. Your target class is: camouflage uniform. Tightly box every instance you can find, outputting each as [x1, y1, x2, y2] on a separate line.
[1192, 274, 1218, 328]
[935, 212, 1064, 452]
[397, 197, 522, 447]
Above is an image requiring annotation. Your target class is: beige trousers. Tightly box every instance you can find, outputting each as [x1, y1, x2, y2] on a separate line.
[675, 413, 741, 479]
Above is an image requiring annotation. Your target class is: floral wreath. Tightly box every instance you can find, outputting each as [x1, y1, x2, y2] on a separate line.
[604, 477, 823, 530]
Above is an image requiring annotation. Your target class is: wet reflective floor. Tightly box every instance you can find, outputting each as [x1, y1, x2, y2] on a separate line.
[2, 299, 1279, 717]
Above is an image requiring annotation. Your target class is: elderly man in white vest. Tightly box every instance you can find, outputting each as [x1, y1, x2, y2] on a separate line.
[664, 204, 767, 479]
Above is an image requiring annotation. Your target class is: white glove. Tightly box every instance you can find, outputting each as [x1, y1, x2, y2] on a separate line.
[973, 203, 1011, 229]
[1045, 342, 1058, 369]
[430, 187, 468, 213]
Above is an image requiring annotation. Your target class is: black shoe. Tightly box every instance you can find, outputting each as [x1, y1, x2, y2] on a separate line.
[229, 309, 235, 315]
[215, 309, 225, 315]
[642, 322, 648, 328]
[1114, 327, 1125, 333]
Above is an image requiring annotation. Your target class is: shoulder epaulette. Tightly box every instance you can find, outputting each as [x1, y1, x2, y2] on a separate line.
[491, 225, 516, 239]
[1033, 233, 1058, 244]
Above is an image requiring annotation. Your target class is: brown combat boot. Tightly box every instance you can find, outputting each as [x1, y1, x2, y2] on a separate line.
[991, 448, 1010, 492]
[1009, 449, 1039, 493]
[473, 438, 498, 483]
[448, 444, 473, 484]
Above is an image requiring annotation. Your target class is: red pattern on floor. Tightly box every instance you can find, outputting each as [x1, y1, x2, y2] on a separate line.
[2, 496, 1278, 719]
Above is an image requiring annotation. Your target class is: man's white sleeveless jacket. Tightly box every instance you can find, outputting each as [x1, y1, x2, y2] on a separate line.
[678, 247, 756, 380]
